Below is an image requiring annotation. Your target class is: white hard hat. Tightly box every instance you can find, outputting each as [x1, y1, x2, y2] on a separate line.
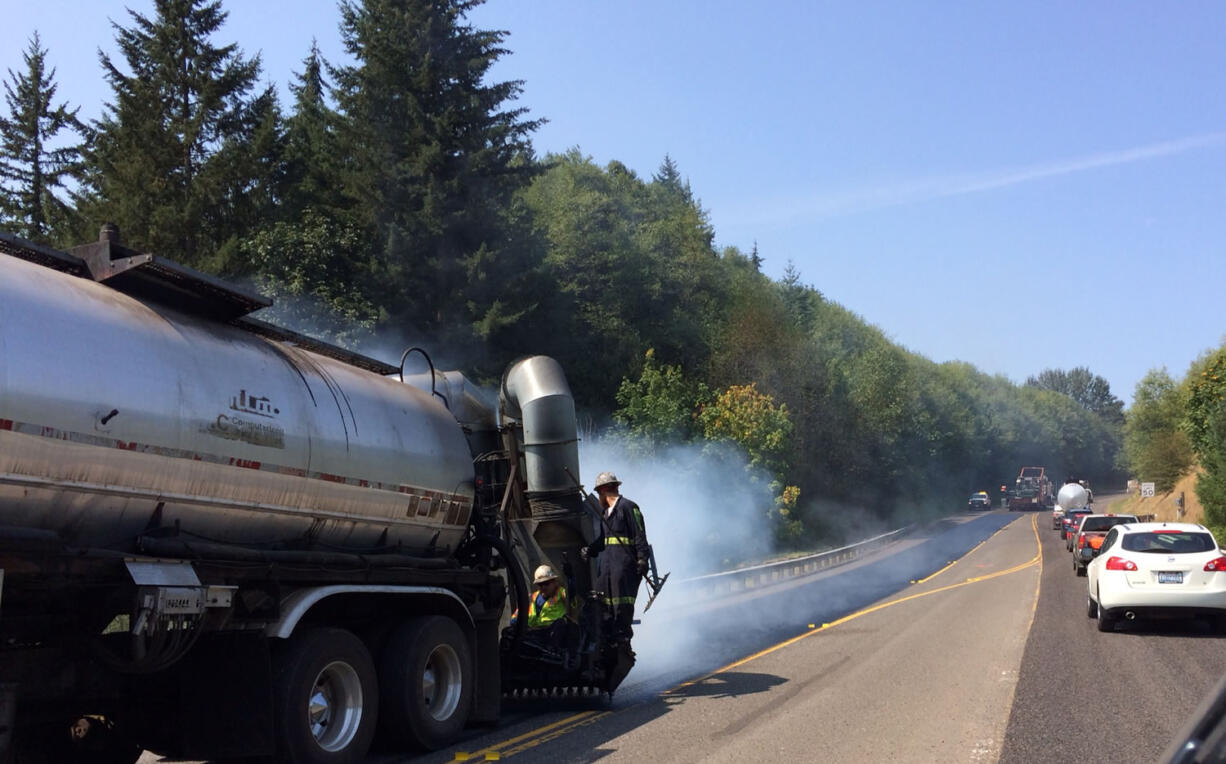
[594, 471, 621, 490]
[533, 564, 559, 585]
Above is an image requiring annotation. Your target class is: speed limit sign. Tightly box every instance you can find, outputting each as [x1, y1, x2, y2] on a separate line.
[1141, 482, 1155, 498]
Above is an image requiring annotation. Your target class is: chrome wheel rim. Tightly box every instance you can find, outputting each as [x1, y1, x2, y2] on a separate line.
[422, 644, 463, 722]
[308, 660, 364, 751]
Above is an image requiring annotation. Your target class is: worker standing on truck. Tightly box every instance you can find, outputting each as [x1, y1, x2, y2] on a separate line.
[581, 471, 650, 642]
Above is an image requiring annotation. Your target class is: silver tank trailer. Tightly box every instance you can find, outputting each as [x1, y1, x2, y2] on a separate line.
[0, 253, 477, 552]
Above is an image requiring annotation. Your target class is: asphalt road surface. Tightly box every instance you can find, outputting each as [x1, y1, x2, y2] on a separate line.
[141, 504, 1226, 763]
[999, 505, 1226, 764]
[405, 510, 1034, 763]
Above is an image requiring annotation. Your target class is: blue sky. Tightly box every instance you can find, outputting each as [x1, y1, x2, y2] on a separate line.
[6, 1, 1225, 404]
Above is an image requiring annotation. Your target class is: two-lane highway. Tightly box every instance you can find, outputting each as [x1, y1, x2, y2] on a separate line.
[404, 511, 1039, 763]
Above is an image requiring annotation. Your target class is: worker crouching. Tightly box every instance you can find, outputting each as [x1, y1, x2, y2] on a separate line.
[510, 564, 572, 649]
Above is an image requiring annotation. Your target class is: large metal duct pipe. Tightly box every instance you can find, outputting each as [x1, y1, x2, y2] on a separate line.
[499, 356, 581, 499]
[497, 357, 594, 605]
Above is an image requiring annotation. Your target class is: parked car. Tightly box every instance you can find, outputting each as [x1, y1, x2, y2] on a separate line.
[967, 491, 992, 511]
[1072, 514, 1139, 575]
[1086, 522, 1226, 632]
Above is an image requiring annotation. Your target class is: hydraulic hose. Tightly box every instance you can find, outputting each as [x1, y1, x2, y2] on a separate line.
[471, 534, 528, 657]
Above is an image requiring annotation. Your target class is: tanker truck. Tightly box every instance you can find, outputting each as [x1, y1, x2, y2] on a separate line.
[0, 229, 636, 762]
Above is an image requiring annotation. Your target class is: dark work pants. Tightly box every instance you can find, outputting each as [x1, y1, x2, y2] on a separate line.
[596, 546, 641, 639]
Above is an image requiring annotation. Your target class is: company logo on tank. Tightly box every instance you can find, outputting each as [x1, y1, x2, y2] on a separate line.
[204, 389, 286, 448]
[204, 414, 285, 449]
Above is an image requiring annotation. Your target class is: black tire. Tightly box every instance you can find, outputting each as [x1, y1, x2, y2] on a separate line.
[1086, 594, 1097, 618]
[378, 616, 472, 751]
[1096, 590, 1115, 632]
[273, 627, 379, 764]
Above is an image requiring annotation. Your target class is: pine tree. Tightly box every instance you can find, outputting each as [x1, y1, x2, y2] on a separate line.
[333, 0, 544, 344]
[0, 32, 86, 244]
[281, 40, 345, 219]
[86, 0, 271, 270]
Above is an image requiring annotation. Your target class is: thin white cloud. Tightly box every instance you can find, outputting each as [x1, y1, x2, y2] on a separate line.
[733, 132, 1226, 225]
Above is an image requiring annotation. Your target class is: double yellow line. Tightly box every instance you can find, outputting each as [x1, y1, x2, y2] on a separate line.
[452, 709, 612, 761]
[454, 514, 1040, 759]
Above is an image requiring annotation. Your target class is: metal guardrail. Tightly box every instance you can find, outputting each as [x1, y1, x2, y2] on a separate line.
[668, 526, 909, 605]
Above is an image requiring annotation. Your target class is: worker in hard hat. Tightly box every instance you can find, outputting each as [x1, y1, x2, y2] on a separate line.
[580, 471, 650, 641]
[511, 564, 569, 629]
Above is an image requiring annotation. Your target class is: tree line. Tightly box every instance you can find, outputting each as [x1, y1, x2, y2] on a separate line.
[1122, 348, 1226, 541]
[1, 0, 1130, 548]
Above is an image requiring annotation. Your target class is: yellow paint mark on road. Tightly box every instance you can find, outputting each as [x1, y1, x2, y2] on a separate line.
[914, 559, 957, 585]
[498, 712, 611, 757]
[913, 519, 1006, 586]
[663, 514, 1041, 696]
[450, 711, 598, 762]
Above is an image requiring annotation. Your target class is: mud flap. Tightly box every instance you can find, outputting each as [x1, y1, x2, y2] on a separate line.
[471, 615, 501, 724]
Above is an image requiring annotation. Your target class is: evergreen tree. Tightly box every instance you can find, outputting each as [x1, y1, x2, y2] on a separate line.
[87, 0, 272, 270]
[0, 32, 86, 244]
[333, 0, 544, 347]
[281, 40, 345, 219]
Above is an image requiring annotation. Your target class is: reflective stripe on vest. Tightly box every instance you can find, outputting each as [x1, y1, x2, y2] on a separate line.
[603, 595, 636, 606]
[604, 536, 633, 545]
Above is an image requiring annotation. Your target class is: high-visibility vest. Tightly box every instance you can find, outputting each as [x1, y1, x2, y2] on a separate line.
[527, 586, 568, 628]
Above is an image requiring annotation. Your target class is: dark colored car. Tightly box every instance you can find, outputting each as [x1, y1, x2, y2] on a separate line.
[968, 492, 992, 511]
[1060, 508, 1092, 542]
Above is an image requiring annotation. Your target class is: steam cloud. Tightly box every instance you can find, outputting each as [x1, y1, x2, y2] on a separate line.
[578, 437, 777, 579]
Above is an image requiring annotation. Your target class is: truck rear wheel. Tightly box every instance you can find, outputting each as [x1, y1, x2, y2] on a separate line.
[273, 627, 378, 764]
[378, 616, 472, 750]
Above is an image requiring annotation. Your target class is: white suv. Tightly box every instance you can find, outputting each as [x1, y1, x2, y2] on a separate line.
[1086, 522, 1226, 632]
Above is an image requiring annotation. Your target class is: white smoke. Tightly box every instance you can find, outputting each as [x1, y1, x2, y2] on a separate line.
[578, 436, 777, 580]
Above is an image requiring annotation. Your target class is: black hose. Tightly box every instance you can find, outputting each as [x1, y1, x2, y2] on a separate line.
[398, 346, 450, 409]
[470, 535, 527, 657]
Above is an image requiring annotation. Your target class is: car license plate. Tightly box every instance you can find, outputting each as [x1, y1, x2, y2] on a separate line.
[1157, 571, 1183, 584]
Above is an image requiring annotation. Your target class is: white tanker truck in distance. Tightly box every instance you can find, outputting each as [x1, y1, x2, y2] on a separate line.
[0, 229, 637, 762]
[1057, 482, 1091, 511]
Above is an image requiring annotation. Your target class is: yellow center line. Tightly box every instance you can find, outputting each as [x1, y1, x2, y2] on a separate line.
[663, 514, 1041, 695]
[451, 711, 596, 762]
[498, 711, 612, 757]
[910, 514, 1013, 585]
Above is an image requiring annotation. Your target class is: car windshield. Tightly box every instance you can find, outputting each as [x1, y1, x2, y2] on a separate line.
[1120, 532, 1217, 554]
[1080, 517, 1137, 532]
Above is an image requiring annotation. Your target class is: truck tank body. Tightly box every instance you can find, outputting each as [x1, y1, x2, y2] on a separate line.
[1057, 483, 1089, 510]
[0, 253, 474, 552]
